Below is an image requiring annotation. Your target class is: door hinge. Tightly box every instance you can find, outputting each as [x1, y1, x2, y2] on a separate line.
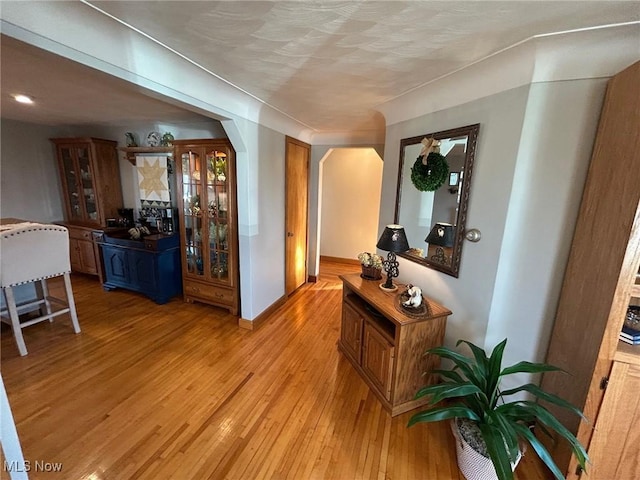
[600, 376, 609, 390]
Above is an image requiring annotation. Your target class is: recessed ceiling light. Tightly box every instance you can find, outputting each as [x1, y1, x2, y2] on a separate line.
[13, 94, 34, 104]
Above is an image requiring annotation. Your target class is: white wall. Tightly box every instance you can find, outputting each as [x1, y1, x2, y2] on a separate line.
[382, 86, 531, 348]
[319, 148, 382, 260]
[308, 144, 384, 276]
[380, 78, 608, 375]
[485, 78, 607, 388]
[233, 119, 286, 320]
[0, 119, 65, 222]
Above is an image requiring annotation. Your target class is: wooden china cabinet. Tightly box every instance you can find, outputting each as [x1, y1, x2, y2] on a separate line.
[52, 137, 123, 280]
[173, 139, 239, 315]
[540, 61, 640, 479]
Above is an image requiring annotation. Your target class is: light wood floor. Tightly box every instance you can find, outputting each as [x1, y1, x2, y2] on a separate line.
[1, 260, 548, 479]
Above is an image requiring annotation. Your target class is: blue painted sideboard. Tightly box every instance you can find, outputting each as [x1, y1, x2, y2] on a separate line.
[98, 232, 182, 304]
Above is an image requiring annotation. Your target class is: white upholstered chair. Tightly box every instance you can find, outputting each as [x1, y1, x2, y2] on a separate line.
[0, 223, 80, 356]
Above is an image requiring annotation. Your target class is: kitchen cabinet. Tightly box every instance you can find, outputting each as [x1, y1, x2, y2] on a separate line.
[66, 224, 100, 276]
[52, 137, 122, 227]
[52, 137, 123, 280]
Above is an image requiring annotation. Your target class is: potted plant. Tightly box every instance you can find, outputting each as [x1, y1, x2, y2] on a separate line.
[408, 339, 588, 480]
[357, 252, 383, 280]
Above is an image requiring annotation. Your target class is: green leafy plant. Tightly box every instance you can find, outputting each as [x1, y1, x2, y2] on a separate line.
[407, 339, 588, 480]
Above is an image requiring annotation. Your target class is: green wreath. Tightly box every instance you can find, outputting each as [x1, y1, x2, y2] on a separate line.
[411, 152, 449, 192]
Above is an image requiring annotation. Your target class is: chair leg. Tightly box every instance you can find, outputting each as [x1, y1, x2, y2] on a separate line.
[63, 273, 80, 334]
[3, 287, 28, 356]
[35, 279, 53, 320]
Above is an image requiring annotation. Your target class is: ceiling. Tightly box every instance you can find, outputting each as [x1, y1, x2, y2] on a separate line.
[1, 1, 638, 134]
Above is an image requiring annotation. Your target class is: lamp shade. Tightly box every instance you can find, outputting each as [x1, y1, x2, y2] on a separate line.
[376, 224, 410, 253]
[425, 223, 455, 247]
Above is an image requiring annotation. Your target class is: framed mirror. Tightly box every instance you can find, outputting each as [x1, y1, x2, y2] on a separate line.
[394, 124, 480, 277]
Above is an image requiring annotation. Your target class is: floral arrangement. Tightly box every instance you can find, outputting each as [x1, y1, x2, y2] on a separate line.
[358, 252, 384, 280]
[358, 252, 383, 269]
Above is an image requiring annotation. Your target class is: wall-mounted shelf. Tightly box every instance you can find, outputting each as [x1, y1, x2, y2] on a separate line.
[119, 146, 173, 165]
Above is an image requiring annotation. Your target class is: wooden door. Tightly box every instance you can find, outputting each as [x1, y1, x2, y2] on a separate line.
[285, 136, 310, 295]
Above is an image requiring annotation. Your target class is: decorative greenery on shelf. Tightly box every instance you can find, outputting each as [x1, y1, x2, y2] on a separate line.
[411, 152, 449, 191]
[407, 338, 589, 480]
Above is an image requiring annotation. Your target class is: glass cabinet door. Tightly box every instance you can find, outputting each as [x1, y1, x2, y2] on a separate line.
[76, 146, 98, 221]
[58, 143, 98, 224]
[179, 144, 233, 287]
[59, 146, 83, 222]
[206, 150, 230, 282]
[181, 151, 205, 277]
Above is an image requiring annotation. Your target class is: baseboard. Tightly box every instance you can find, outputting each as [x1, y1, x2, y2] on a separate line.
[237, 318, 254, 330]
[307, 275, 317, 283]
[320, 255, 360, 265]
[237, 293, 287, 331]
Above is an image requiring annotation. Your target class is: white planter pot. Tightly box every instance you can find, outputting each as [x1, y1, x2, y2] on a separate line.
[451, 420, 523, 480]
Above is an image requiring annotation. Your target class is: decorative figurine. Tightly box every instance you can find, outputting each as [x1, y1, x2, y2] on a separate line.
[402, 284, 423, 308]
[128, 226, 150, 240]
[125, 132, 138, 147]
[161, 132, 174, 147]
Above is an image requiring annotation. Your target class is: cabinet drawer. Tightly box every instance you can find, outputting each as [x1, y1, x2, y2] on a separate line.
[67, 226, 93, 241]
[184, 280, 234, 306]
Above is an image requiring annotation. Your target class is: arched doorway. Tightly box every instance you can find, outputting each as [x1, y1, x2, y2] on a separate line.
[317, 148, 383, 274]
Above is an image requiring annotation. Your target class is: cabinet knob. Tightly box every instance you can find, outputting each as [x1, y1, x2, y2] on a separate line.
[214, 293, 224, 299]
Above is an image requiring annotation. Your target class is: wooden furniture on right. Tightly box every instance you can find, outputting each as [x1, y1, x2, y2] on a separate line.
[338, 273, 451, 416]
[173, 139, 239, 315]
[540, 61, 640, 479]
[52, 137, 123, 279]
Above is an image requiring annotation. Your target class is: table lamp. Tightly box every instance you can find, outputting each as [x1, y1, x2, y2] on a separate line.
[376, 224, 410, 291]
[425, 222, 455, 264]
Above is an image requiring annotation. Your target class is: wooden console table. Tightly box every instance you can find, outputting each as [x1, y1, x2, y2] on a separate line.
[338, 273, 451, 416]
